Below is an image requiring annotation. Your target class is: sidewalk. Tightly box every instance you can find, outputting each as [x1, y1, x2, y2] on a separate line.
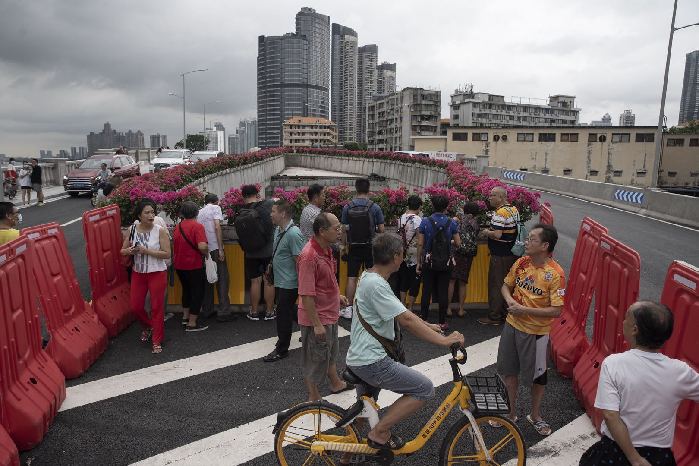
[13, 185, 69, 208]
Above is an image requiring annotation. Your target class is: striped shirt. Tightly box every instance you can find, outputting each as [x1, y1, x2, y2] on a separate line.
[300, 203, 322, 241]
[488, 204, 519, 256]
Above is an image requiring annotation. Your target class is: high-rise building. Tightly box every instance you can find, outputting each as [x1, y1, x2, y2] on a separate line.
[296, 7, 330, 119]
[450, 86, 579, 127]
[78, 146, 88, 158]
[235, 119, 258, 153]
[376, 62, 397, 96]
[58, 149, 69, 158]
[331, 23, 358, 143]
[257, 33, 309, 148]
[283, 116, 337, 147]
[150, 133, 168, 148]
[71, 147, 78, 158]
[357, 45, 378, 143]
[367, 87, 441, 151]
[591, 113, 613, 127]
[125, 130, 145, 149]
[679, 50, 699, 125]
[619, 109, 636, 126]
[228, 134, 240, 154]
[213, 122, 226, 152]
[87, 122, 145, 154]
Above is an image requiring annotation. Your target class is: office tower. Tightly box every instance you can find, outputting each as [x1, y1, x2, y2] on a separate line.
[619, 109, 636, 126]
[150, 133, 168, 148]
[591, 113, 613, 127]
[679, 50, 699, 125]
[71, 147, 78, 158]
[357, 44, 378, 143]
[377, 62, 397, 96]
[295, 7, 330, 119]
[331, 23, 358, 143]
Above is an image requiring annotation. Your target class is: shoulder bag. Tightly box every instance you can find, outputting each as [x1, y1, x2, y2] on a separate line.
[179, 223, 217, 284]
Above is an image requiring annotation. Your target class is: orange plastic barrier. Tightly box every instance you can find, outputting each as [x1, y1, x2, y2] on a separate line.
[82, 206, 133, 337]
[22, 224, 109, 379]
[572, 233, 640, 430]
[0, 424, 18, 466]
[550, 218, 608, 377]
[0, 237, 66, 450]
[660, 261, 699, 466]
[539, 204, 554, 225]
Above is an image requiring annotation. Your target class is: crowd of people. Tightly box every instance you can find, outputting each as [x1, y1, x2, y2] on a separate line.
[2, 157, 45, 207]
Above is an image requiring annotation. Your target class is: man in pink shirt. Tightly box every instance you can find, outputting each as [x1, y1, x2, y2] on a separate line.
[298, 212, 353, 401]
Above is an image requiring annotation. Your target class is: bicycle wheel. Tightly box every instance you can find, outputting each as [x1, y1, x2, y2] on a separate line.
[274, 402, 360, 466]
[439, 414, 526, 465]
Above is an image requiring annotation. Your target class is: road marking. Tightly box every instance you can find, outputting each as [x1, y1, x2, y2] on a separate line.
[16, 194, 70, 209]
[503, 414, 598, 466]
[60, 217, 82, 227]
[61, 327, 350, 412]
[131, 336, 501, 466]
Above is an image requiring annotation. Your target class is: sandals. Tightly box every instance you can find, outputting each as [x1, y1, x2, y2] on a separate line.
[526, 414, 552, 436]
[152, 344, 162, 354]
[366, 433, 405, 450]
[140, 329, 152, 343]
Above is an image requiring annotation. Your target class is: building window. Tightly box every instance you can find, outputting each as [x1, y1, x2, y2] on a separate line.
[541, 168, 550, 174]
[519, 167, 528, 171]
[690, 172, 699, 177]
[517, 133, 534, 142]
[667, 138, 685, 147]
[538, 133, 556, 142]
[452, 114, 459, 120]
[635, 133, 655, 143]
[611, 133, 630, 143]
[560, 133, 579, 142]
[667, 171, 678, 177]
[588, 133, 598, 143]
[613, 170, 623, 177]
[472, 132, 488, 141]
[589, 169, 599, 176]
[452, 132, 468, 141]
[636, 169, 647, 177]
[563, 168, 573, 176]
[690, 138, 699, 147]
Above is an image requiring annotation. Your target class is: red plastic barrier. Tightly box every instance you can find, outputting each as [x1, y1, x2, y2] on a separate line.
[550, 218, 608, 377]
[539, 204, 554, 225]
[572, 233, 640, 430]
[22, 224, 109, 379]
[82, 206, 133, 337]
[0, 237, 66, 450]
[660, 261, 699, 466]
[0, 425, 18, 466]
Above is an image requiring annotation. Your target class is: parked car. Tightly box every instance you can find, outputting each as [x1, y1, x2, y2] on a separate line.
[152, 149, 192, 171]
[191, 151, 223, 162]
[63, 153, 140, 196]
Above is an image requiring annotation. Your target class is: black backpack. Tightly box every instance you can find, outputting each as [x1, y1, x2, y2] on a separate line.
[234, 201, 271, 252]
[428, 215, 451, 271]
[347, 199, 376, 245]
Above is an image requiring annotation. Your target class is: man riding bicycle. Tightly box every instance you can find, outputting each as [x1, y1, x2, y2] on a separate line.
[346, 233, 465, 450]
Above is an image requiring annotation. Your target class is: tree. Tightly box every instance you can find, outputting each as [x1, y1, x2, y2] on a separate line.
[342, 142, 367, 151]
[174, 134, 209, 151]
[669, 120, 699, 134]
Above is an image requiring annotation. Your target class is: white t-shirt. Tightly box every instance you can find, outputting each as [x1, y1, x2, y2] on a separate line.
[197, 203, 224, 251]
[595, 349, 699, 448]
[399, 213, 422, 266]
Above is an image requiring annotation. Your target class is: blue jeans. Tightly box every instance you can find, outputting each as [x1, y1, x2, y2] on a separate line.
[349, 356, 434, 401]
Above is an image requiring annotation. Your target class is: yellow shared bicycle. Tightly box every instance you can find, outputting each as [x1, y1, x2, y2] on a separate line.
[273, 345, 526, 465]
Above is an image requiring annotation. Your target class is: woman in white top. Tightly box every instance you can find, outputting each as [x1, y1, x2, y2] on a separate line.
[18, 163, 32, 206]
[120, 200, 171, 354]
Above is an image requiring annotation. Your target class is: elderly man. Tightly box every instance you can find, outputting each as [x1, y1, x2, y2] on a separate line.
[579, 301, 699, 466]
[297, 212, 353, 401]
[478, 186, 520, 326]
[299, 183, 325, 241]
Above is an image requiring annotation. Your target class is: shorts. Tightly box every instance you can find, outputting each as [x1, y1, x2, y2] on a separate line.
[349, 356, 434, 401]
[496, 322, 549, 385]
[31, 183, 43, 193]
[245, 256, 271, 280]
[301, 324, 340, 384]
[347, 244, 373, 277]
[580, 436, 676, 466]
[397, 262, 420, 297]
[21, 186, 32, 190]
[451, 254, 474, 283]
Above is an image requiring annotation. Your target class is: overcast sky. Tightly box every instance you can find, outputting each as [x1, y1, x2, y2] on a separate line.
[1, 0, 698, 156]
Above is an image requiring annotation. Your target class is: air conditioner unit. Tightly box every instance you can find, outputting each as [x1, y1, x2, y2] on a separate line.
[599, 135, 607, 143]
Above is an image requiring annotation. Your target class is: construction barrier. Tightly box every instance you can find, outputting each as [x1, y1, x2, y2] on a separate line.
[660, 261, 699, 465]
[550, 218, 608, 377]
[539, 204, 554, 225]
[82, 206, 133, 336]
[22, 224, 109, 379]
[0, 424, 18, 466]
[572, 233, 640, 430]
[0, 237, 66, 450]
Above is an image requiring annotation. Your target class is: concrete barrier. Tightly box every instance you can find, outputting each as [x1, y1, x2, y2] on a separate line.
[485, 167, 699, 228]
[190, 155, 286, 198]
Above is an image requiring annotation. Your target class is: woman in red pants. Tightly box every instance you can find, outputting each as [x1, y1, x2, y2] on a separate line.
[121, 199, 171, 353]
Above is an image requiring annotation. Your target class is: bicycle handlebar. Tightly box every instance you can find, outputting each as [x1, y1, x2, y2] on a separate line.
[450, 344, 467, 365]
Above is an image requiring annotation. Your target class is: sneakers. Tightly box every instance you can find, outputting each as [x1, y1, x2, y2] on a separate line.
[339, 305, 353, 320]
[263, 350, 289, 362]
[246, 312, 261, 321]
[185, 322, 209, 332]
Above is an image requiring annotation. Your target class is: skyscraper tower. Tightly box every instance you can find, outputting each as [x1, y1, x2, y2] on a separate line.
[377, 62, 397, 96]
[331, 23, 358, 143]
[357, 44, 378, 143]
[679, 50, 699, 125]
[296, 7, 331, 119]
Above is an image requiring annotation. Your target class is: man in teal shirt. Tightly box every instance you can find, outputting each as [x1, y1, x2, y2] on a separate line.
[264, 199, 307, 362]
[346, 233, 464, 450]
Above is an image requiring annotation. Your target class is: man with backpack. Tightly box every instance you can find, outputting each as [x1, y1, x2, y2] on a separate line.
[416, 195, 461, 331]
[478, 186, 522, 326]
[390, 195, 423, 310]
[340, 178, 385, 319]
[235, 184, 276, 321]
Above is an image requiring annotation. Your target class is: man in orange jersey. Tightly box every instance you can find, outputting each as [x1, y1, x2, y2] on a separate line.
[495, 223, 565, 437]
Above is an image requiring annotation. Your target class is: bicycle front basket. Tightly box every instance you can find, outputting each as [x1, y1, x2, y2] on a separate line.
[465, 374, 510, 414]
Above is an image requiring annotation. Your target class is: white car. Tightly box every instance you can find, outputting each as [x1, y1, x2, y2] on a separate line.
[191, 151, 223, 162]
[152, 149, 192, 171]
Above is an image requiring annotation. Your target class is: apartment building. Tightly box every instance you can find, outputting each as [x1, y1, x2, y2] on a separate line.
[331, 23, 358, 144]
[283, 116, 338, 147]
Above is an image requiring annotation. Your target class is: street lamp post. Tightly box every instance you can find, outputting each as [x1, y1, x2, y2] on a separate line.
[652, 0, 699, 188]
[179, 69, 208, 151]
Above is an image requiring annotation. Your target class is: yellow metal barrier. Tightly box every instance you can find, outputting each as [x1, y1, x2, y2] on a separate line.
[168, 242, 490, 307]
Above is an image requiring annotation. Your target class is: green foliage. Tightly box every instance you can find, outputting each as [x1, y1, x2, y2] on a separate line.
[669, 120, 699, 134]
[342, 142, 367, 151]
[174, 134, 210, 151]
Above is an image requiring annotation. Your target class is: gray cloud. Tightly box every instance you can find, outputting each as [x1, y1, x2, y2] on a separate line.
[1, 0, 698, 156]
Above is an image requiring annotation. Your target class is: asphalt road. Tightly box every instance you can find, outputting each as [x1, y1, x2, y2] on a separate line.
[15, 191, 699, 465]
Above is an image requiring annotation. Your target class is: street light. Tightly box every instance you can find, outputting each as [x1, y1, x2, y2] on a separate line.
[178, 69, 208, 151]
[652, 0, 699, 188]
[203, 100, 223, 131]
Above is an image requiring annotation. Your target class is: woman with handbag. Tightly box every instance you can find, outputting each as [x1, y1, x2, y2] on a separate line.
[173, 201, 209, 332]
[120, 199, 171, 354]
